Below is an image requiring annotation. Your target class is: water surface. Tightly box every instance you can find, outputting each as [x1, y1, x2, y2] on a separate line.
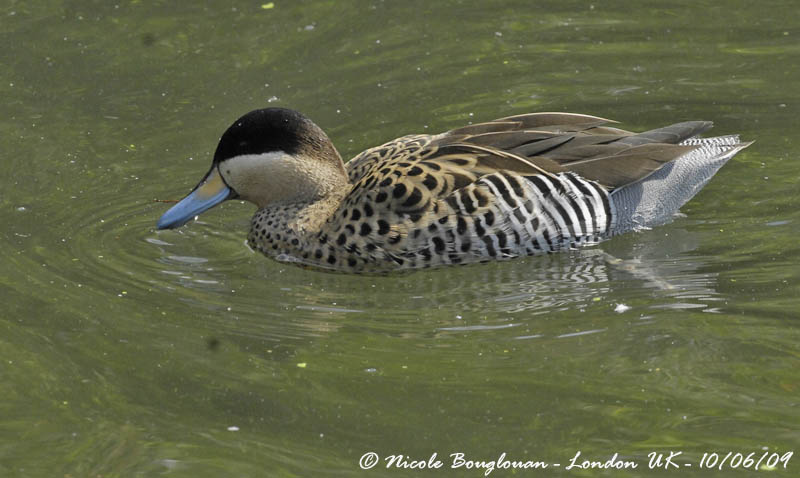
[2, 1, 799, 476]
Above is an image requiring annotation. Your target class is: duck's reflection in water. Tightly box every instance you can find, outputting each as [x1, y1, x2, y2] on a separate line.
[149, 224, 722, 346]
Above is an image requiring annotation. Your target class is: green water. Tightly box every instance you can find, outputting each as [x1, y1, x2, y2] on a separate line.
[2, 0, 799, 476]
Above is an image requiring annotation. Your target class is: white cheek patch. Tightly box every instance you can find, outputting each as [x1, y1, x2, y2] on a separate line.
[218, 152, 318, 207]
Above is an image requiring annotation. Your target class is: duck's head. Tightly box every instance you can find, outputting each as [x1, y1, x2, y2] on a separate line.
[157, 107, 346, 230]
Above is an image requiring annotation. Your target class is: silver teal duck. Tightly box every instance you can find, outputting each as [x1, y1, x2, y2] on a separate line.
[156, 108, 750, 273]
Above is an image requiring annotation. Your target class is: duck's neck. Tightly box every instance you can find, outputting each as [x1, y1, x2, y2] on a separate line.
[291, 188, 349, 233]
[247, 187, 350, 263]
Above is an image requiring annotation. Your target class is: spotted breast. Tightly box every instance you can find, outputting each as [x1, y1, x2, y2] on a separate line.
[157, 108, 751, 273]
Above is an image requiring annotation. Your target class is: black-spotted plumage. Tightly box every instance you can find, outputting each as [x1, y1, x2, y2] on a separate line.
[157, 108, 751, 273]
[326, 137, 615, 270]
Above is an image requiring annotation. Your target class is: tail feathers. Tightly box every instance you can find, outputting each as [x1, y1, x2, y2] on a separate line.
[610, 136, 751, 233]
[617, 121, 714, 146]
[681, 134, 742, 147]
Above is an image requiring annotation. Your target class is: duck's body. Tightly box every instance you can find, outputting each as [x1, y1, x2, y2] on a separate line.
[157, 108, 750, 273]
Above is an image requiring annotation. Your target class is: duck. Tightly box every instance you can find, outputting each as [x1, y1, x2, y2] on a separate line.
[156, 107, 750, 273]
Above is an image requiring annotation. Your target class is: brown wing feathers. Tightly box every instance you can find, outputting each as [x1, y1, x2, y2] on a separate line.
[437, 114, 710, 190]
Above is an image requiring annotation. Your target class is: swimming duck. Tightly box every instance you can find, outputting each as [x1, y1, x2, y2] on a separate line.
[157, 108, 750, 272]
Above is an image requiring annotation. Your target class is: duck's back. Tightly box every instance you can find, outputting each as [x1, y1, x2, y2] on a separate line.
[321, 113, 748, 271]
